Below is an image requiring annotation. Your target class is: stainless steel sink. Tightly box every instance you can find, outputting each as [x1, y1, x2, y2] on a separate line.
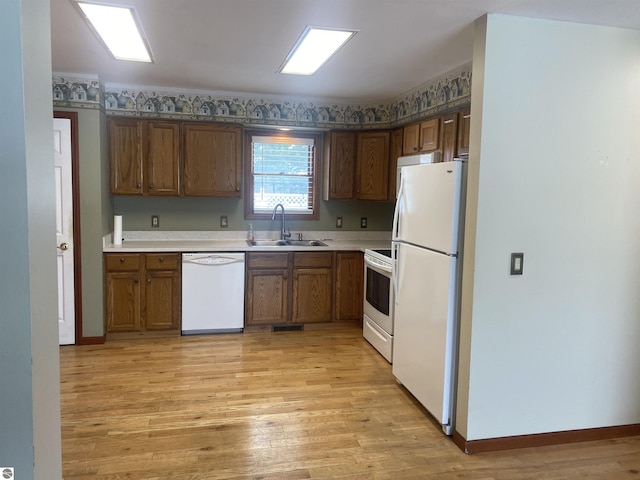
[246, 240, 288, 247]
[285, 239, 327, 247]
[246, 239, 327, 247]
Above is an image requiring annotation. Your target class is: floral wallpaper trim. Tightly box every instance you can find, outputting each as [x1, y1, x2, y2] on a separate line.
[52, 63, 471, 129]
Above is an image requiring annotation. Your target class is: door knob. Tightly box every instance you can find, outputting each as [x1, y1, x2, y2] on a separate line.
[58, 242, 69, 251]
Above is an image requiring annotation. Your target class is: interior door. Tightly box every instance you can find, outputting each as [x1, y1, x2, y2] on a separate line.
[54, 117, 75, 345]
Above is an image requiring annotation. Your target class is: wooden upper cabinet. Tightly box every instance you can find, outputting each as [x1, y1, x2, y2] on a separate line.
[457, 108, 471, 157]
[418, 117, 440, 152]
[440, 112, 459, 163]
[324, 131, 356, 200]
[388, 128, 404, 201]
[402, 118, 440, 155]
[109, 118, 180, 195]
[146, 121, 180, 195]
[110, 118, 143, 194]
[183, 123, 242, 197]
[356, 131, 390, 201]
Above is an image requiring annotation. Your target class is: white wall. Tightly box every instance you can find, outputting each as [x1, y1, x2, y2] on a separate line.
[0, 0, 61, 477]
[457, 14, 640, 440]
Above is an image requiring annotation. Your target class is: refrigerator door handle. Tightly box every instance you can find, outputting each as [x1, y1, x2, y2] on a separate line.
[392, 242, 400, 306]
[392, 174, 405, 241]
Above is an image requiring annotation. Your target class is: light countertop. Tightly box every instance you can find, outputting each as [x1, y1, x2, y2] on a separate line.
[103, 231, 392, 253]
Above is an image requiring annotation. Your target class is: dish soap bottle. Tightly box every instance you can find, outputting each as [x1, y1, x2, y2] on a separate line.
[247, 224, 255, 242]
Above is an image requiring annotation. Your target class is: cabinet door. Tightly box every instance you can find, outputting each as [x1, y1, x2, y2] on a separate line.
[146, 121, 180, 195]
[110, 118, 143, 194]
[292, 268, 333, 324]
[246, 269, 289, 325]
[457, 108, 471, 157]
[402, 123, 420, 155]
[105, 271, 141, 332]
[325, 131, 356, 200]
[335, 252, 364, 322]
[388, 128, 404, 201]
[440, 112, 459, 163]
[144, 269, 181, 330]
[356, 131, 390, 201]
[419, 117, 440, 152]
[183, 123, 242, 197]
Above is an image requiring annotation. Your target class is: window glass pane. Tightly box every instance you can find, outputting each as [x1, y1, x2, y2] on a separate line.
[251, 134, 315, 214]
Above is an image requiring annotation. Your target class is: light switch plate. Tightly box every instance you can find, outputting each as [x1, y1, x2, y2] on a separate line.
[336, 217, 342, 228]
[220, 216, 228, 228]
[151, 215, 159, 228]
[360, 217, 367, 228]
[510, 253, 524, 275]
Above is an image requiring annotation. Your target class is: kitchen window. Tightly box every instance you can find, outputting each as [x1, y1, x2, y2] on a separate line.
[244, 130, 321, 220]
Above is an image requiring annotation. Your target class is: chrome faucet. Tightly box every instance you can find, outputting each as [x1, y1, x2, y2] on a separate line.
[272, 203, 291, 240]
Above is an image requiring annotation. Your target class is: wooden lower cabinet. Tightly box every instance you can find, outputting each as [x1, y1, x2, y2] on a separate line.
[105, 253, 181, 334]
[105, 271, 141, 332]
[245, 251, 335, 327]
[335, 252, 364, 322]
[246, 268, 289, 325]
[292, 252, 333, 324]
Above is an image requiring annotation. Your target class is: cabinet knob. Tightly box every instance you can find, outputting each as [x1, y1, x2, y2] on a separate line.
[120, 257, 125, 263]
[236, 187, 240, 192]
[147, 278, 151, 283]
[159, 257, 164, 262]
[283, 273, 288, 280]
[136, 183, 142, 188]
[134, 279, 139, 284]
[149, 183, 155, 189]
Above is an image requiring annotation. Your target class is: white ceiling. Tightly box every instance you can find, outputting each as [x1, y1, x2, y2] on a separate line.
[50, 0, 640, 103]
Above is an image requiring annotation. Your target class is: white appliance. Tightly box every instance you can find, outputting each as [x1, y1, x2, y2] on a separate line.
[396, 152, 441, 195]
[181, 252, 245, 334]
[363, 249, 394, 362]
[391, 159, 466, 435]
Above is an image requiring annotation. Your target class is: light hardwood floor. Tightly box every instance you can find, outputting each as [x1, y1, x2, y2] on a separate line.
[60, 326, 640, 479]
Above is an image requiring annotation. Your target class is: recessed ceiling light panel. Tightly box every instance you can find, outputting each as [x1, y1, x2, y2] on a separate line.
[75, 1, 153, 63]
[279, 26, 358, 76]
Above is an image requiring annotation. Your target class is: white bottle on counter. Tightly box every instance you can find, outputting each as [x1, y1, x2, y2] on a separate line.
[247, 224, 255, 242]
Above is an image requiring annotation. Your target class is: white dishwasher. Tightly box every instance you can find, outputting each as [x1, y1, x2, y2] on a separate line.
[181, 252, 245, 334]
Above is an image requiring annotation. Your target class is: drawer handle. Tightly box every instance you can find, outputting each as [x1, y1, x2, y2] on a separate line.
[444, 119, 454, 124]
[463, 114, 471, 119]
[120, 257, 125, 263]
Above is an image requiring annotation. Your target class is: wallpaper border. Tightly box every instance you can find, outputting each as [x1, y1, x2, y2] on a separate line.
[52, 62, 471, 129]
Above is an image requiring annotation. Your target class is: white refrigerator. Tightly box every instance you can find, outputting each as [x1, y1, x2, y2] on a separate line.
[391, 160, 466, 435]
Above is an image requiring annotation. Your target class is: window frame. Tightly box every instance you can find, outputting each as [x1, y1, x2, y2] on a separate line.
[244, 129, 322, 220]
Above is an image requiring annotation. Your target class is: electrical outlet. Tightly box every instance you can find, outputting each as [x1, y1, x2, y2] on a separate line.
[220, 216, 228, 228]
[336, 217, 343, 228]
[151, 215, 159, 228]
[360, 217, 368, 228]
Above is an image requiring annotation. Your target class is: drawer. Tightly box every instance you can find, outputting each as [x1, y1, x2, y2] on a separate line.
[145, 253, 179, 270]
[247, 252, 289, 269]
[293, 252, 333, 268]
[105, 253, 141, 272]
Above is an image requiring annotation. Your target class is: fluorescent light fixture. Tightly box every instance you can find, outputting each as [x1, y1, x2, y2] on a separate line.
[75, 1, 153, 62]
[279, 26, 357, 75]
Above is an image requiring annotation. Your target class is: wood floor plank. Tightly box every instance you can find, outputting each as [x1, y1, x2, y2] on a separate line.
[60, 327, 640, 479]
